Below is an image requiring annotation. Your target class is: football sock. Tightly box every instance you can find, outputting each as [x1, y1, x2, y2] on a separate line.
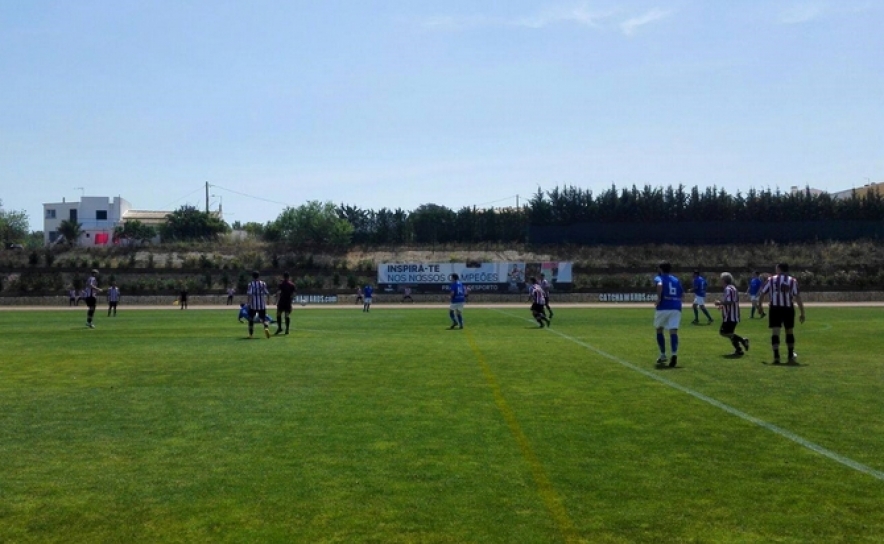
[457, 313, 463, 327]
[693, 308, 699, 320]
[786, 334, 795, 358]
[656, 332, 666, 354]
[670, 333, 679, 355]
[285, 317, 290, 333]
[449, 310, 456, 324]
[702, 307, 713, 320]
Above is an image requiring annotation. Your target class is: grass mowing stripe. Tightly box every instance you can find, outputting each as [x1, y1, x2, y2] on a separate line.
[465, 330, 581, 544]
[496, 310, 884, 483]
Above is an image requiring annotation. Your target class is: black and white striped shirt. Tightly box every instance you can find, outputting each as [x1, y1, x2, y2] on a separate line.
[761, 274, 799, 307]
[530, 284, 546, 305]
[84, 276, 99, 297]
[247, 280, 270, 310]
[721, 284, 740, 322]
[107, 286, 120, 302]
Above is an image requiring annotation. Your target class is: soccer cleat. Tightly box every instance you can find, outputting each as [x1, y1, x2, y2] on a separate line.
[656, 355, 668, 365]
[787, 357, 798, 365]
[707, 318, 714, 324]
[264, 327, 271, 339]
[772, 357, 781, 365]
[691, 320, 699, 325]
[284, 331, 289, 335]
[733, 349, 745, 356]
[274, 329, 283, 336]
[449, 324, 458, 330]
[87, 322, 95, 329]
[458, 325, 463, 329]
[669, 355, 678, 368]
[742, 338, 750, 352]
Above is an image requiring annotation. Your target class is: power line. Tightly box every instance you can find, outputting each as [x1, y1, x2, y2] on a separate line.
[470, 194, 520, 208]
[209, 184, 294, 208]
[160, 186, 205, 210]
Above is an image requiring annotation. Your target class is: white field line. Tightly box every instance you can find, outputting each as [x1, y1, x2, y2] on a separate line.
[494, 309, 884, 482]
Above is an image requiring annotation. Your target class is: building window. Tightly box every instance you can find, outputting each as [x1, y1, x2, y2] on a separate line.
[49, 231, 59, 242]
[46, 209, 56, 219]
[96, 210, 108, 221]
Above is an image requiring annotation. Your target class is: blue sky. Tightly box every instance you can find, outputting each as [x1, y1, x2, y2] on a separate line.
[2, 1, 882, 230]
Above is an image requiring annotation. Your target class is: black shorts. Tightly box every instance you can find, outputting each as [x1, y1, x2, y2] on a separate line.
[768, 306, 796, 329]
[85, 296, 97, 309]
[277, 301, 293, 313]
[248, 308, 267, 323]
[719, 321, 738, 335]
[108, 301, 118, 308]
[531, 303, 545, 314]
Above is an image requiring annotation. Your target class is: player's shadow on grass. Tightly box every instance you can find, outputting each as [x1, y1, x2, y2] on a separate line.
[762, 360, 804, 367]
[722, 353, 746, 360]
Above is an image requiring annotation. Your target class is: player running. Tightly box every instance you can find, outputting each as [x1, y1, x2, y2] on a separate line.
[246, 271, 271, 339]
[274, 272, 297, 335]
[529, 277, 551, 328]
[715, 272, 749, 356]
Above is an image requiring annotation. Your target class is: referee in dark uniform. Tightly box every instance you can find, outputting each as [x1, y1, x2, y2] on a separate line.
[759, 263, 806, 364]
[274, 272, 297, 335]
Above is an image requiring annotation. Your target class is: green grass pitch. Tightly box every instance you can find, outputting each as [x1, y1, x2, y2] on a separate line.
[1, 306, 882, 543]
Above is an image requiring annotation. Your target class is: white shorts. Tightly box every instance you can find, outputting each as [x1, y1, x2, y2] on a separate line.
[750, 295, 759, 302]
[693, 296, 706, 306]
[363, 297, 372, 305]
[450, 302, 464, 312]
[654, 310, 682, 330]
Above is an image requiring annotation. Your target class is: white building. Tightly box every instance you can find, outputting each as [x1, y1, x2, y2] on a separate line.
[43, 196, 133, 246]
[43, 195, 224, 246]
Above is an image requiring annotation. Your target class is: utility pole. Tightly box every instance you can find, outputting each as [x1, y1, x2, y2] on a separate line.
[205, 182, 210, 213]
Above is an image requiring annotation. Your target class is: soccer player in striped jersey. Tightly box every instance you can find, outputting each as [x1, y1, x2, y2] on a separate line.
[529, 277, 551, 328]
[654, 261, 684, 367]
[759, 263, 806, 364]
[540, 273, 553, 319]
[714, 272, 749, 356]
[107, 283, 120, 317]
[448, 274, 466, 329]
[246, 270, 272, 339]
[84, 269, 102, 328]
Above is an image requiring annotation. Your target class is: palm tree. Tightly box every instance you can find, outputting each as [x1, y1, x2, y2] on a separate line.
[56, 219, 83, 246]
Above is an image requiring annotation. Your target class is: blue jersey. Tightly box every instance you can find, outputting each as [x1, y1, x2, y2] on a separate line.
[656, 274, 684, 311]
[692, 276, 707, 297]
[748, 277, 763, 296]
[450, 281, 466, 303]
[363, 285, 373, 298]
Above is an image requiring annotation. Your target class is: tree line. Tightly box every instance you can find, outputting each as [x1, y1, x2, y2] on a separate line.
[6, 185, 884, 250]
[239, 185, 884, 249]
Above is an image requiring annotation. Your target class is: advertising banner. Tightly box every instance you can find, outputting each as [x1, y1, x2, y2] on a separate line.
[377, 262, 573, 294]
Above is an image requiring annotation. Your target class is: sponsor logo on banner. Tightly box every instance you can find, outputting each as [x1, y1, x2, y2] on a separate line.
[377, 262, 573, 293]
[598, 293, 656, 302]
[295, 294, 339, 304]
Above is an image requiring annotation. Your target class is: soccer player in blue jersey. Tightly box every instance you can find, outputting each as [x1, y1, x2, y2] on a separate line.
[448, 273, 466, 329]
[690, 269, 714, 325]
[654, 261, 684, 368]
[746, 270, 764, 318]
[362, 284, 373, 312]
